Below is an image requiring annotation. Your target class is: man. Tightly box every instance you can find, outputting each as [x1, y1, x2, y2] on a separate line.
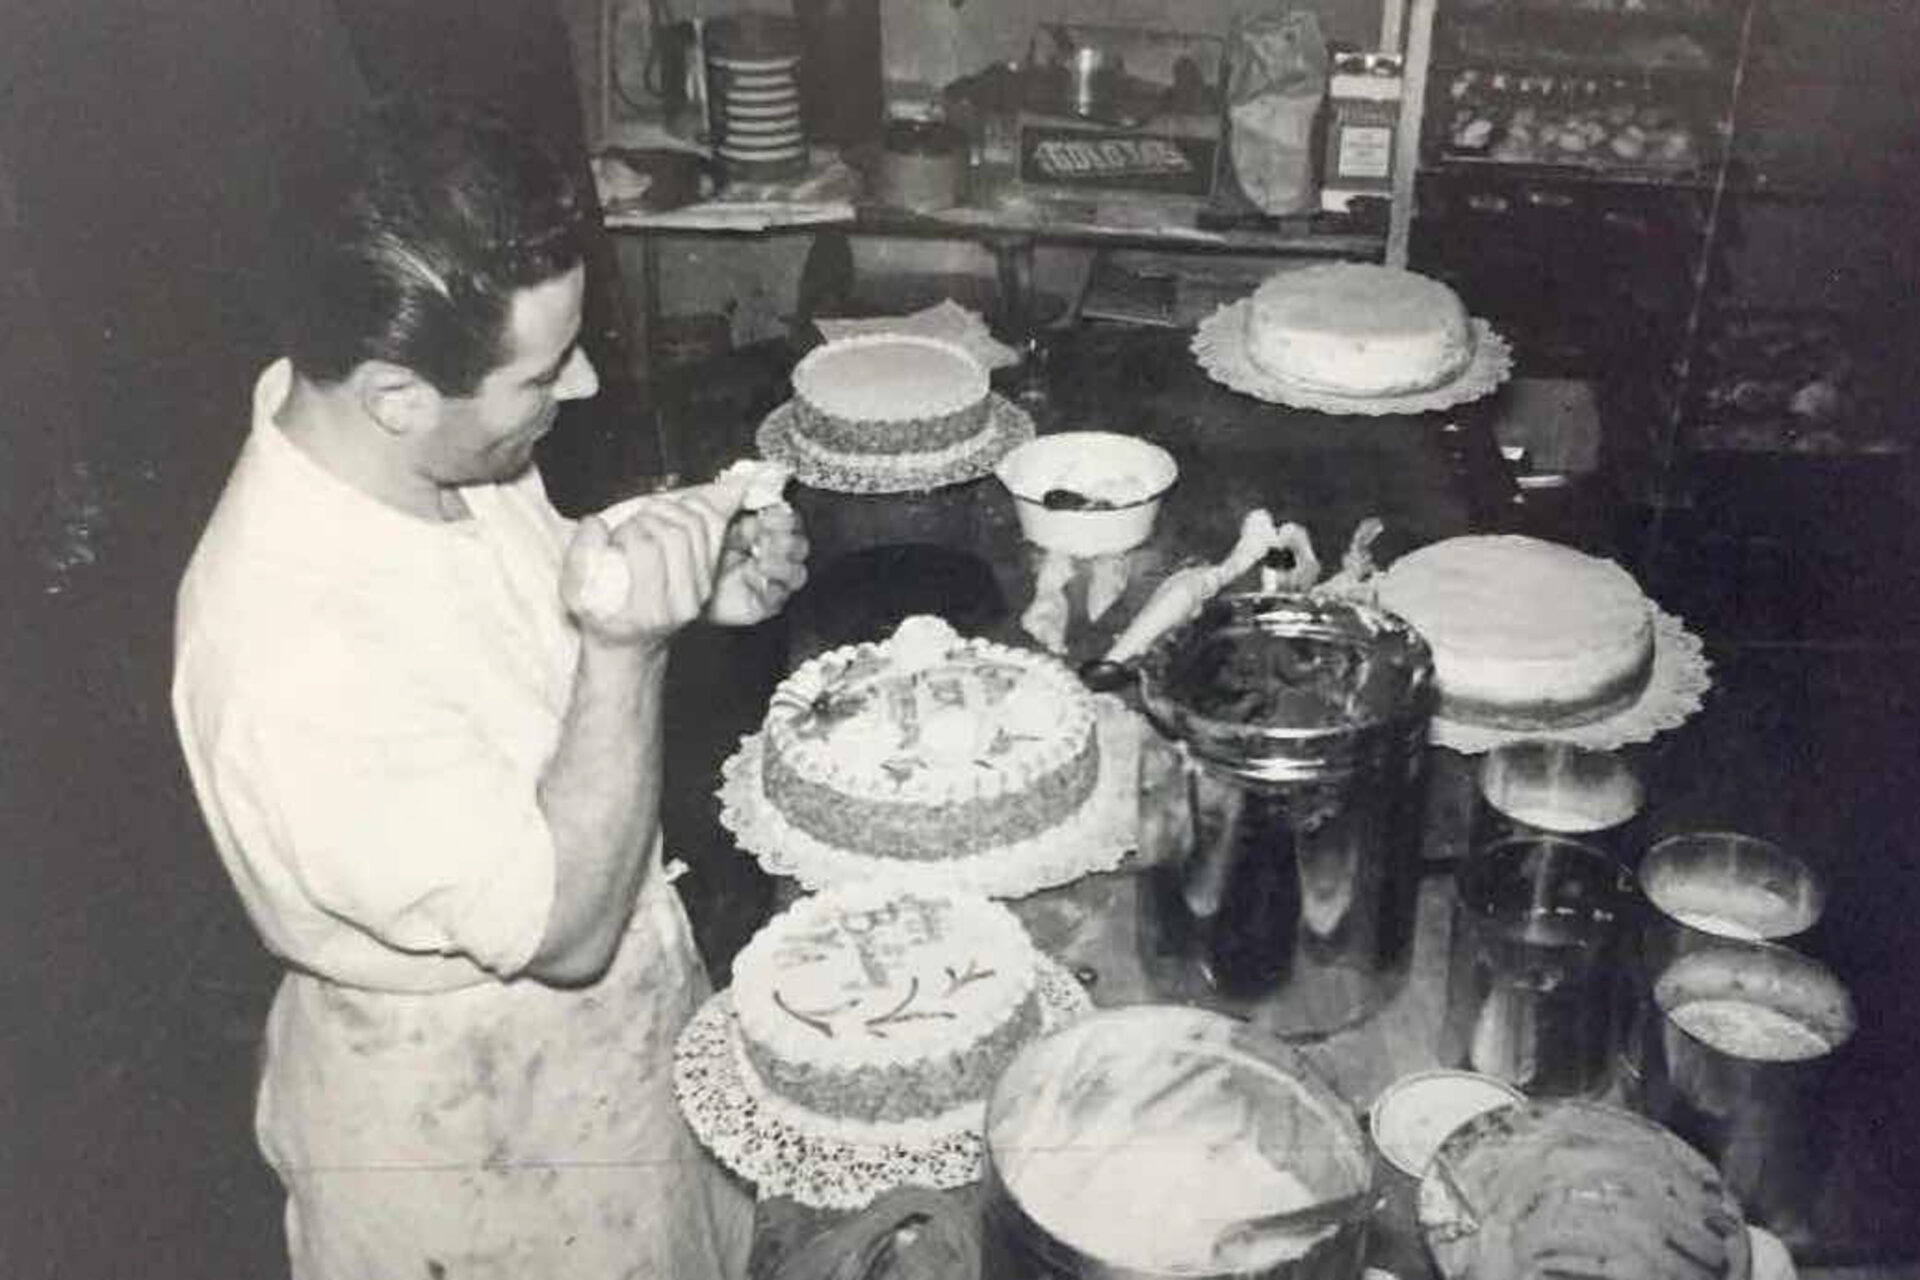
[171, 103, 804, 1278]
[326, 0, 657, 511]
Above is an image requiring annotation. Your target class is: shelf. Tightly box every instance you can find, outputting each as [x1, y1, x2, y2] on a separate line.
[1434, 9, 1739, 76]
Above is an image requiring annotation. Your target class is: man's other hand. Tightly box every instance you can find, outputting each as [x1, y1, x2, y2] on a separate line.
[705, 504, 809, 626]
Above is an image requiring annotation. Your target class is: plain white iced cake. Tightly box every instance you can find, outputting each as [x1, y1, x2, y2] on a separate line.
[1245, 264, 1475, 396]
[1375, 535, 1655, 729]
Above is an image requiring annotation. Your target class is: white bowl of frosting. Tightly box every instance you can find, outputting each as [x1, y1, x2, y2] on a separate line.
[994, 430, 1178, 557]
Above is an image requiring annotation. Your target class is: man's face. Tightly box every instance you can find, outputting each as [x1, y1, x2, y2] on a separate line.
[418, 264, 598, 486]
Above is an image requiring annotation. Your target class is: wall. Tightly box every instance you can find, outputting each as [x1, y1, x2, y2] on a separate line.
[608, 0, 1388, 111]
[600, 0, 1392, 335]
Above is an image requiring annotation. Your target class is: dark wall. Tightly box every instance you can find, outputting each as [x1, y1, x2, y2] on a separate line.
[2, 3, 367, 1273]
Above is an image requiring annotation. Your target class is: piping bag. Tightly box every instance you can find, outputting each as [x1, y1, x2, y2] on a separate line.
[1018, 550, 1137, 655]
[1083, 510, 1319, 690]
[577, 459, 793, 618]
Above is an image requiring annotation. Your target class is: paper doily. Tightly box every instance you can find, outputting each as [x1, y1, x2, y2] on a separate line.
[719, 693, 1143, 897]
[1427, 604, 1711, 754]
[1192, 300, 1513, 416]
[674, 958, 1094, 1210]
[756, 393, 1035, 494]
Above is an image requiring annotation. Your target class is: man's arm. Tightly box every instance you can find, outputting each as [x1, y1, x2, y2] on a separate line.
[524, 494, 726, 985]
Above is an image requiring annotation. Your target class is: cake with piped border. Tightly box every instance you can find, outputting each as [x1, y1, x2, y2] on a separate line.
[1245, 264, 1475, 397]
[1375, 535, 1654, 730]
[761, 615, 1100, 861]
[730, 885, 1043, 1130]
[788, 334, 993, 476]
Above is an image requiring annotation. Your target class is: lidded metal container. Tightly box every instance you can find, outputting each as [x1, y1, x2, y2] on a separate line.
[1135, 593, 1435, 1038]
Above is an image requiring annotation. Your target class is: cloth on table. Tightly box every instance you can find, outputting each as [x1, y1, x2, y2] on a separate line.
[765, 1187, 982, 1280]
[600, 150, 860, 232]
[816, 300, 1021, 371]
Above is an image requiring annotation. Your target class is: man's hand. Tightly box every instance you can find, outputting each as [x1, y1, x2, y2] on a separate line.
[560, 491, 730, 647]
[706, 505, 810, 626]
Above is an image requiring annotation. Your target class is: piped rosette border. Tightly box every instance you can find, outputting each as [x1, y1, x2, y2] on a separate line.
[718, 691, 1143, 898]
[673, 957, 1093, 1209]
[756, 393, 1036, 494]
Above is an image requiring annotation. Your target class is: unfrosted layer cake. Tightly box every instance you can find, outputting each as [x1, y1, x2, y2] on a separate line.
[1375, 535, 1654, 730]
[790, 334, 992, 459]
[1245, 264, 1475, 396]
[730, 885, 1043, 1128]
[762, 615, 1100, 861]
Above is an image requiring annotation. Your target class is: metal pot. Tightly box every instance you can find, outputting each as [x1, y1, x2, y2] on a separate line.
[1134, 593, 1435, 1039]
[981, 1006, 1375, 1280]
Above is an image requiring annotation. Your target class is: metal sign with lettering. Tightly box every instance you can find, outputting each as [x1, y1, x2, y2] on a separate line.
[1018, 125, 1221, 197]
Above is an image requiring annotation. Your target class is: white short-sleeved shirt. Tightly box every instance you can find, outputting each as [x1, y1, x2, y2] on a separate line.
[173, 359, 575, 992]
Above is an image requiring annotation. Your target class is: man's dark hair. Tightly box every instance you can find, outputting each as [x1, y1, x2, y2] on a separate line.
[274, 98, 586, 397]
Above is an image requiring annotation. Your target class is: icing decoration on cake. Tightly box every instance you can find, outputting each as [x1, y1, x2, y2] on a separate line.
[1245, 264, 1475, 397]
[729, 885, 1042, 1128]
[1375, 535, 1654, 730]
[761, 616, 1100, 861]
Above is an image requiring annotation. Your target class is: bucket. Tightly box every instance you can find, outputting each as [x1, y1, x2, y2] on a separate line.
[1134, 593, 1435, 1038]
[981, 1006, 1375, 1279]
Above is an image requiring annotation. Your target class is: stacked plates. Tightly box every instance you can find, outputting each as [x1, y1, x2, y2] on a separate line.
[704, 15, 808, 176]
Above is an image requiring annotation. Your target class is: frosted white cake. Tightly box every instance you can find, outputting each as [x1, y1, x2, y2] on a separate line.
[788, 335, 993, 478]
[1376, 535, 1654, 730]
[761, 616, 1101, 861]
[729, 885, 1043, 1132]
[1245, 264, 1475, 396]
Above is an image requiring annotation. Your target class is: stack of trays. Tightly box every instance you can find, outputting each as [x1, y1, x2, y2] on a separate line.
[705, 15, 808, 177]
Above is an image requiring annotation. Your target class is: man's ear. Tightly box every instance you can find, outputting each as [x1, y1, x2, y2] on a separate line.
[351, 361, 440, 438]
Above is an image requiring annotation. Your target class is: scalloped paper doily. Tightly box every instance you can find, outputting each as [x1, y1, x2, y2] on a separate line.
[1427, 604, 1711, 754]
[719, 693, 1143, 898]
[674, 958, 1094, 1209]
[755, 392, 1035, 494]
[1192, 300, 1513, 416]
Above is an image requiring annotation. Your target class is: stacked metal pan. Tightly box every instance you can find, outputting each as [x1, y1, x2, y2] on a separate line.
[704, 15, 809, 177]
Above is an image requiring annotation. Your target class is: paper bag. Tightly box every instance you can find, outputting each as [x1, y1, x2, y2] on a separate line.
[1226, 12, 1329, 215]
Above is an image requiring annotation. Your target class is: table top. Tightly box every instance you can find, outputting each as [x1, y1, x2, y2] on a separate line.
[650, 326, 1918, 1278]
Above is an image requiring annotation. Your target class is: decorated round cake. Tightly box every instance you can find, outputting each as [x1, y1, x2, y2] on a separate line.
[1245, 264, 1475, 396]
[1375, 535, 1654, 730]
[730, 885, 1044, 1131]
[787, 334, 993, 479]
[761, 615, 1101, 861]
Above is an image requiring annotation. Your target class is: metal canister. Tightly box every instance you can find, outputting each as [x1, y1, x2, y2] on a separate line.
[1135, 593, 1435, 1039]
[980, 1006, 1375, 1280]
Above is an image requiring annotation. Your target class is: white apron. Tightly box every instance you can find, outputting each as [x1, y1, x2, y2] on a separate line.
[257, 872, 752, 1280]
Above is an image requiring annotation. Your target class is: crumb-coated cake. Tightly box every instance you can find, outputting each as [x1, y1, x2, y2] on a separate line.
[1245, 264, 1475, 396]
[1375, 535, 1655, 730]
[761, 615, 1100, 861]
[729, 885, 1044, 1130]
[787, 335, 993, 477]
